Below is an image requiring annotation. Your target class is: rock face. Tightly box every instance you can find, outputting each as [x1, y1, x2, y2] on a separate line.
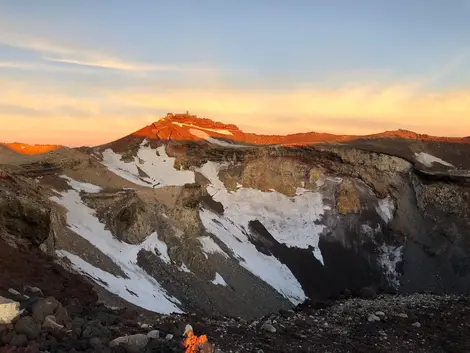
[1, 114, 470, 320]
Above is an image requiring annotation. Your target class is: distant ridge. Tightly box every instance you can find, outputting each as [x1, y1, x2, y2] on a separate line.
[3, 113, 470, 154]
[122, 112, 470, 147]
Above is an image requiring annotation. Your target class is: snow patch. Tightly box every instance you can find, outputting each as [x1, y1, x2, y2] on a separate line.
[198, 236, 229, 259]
[189, 128, 246, 148]
[211, 272, 227, 286]
[172, 121, 233, 135]
[200, 208, 306, 304]
[376, 196, 395, 223]
[101, 141, 195, 187]
[61, 175, 103, 193]
[414, 152, 454, 168]
[197, 160, 330, 304]
[154, 236, 171, 264]
[179, 263, 191, 273]
[379, 245, 403, 290]
[201, 166, 329, 262]
[51, 176, 182, 314]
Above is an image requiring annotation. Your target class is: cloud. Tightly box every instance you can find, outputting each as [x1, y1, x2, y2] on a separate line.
[1, 75, 470, 147]
[0, 31, 204, 73]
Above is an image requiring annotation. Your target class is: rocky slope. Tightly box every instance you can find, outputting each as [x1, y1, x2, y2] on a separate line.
[1, 113, 470, 351]
[2, 287, 470, 353]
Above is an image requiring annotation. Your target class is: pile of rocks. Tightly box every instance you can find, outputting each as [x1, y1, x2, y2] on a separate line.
[2, 287, 470, 353]
[0, 287, 187, 353]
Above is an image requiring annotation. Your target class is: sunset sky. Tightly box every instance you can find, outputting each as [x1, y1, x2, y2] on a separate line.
[1, 0, 470, 146]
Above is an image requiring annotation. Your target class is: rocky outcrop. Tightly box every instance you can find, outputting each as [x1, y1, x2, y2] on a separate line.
[82, 190, 161, 245]
[0, 175, 64, 253]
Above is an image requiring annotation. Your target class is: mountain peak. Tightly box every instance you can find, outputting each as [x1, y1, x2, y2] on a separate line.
[132, 112, 242, 143]
[154, 112, 240, 132]
[115, 112, 470, 148]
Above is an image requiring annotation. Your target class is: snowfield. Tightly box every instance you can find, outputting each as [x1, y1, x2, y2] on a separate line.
[51, 176, 182, 314]
[101, 140, 195, 187]
[414, 152, 454, 168]
[171, 121, 233, 135]
[196, 161, 332, 304]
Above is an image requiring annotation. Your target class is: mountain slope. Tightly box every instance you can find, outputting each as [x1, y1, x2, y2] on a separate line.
[1, 113, 470, 321]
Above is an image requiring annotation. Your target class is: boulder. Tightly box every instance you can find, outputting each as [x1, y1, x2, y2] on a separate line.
[9, 333, 28, 347]
[42, 315, 64, 337]
[31, 297, 60, 324]
[0, 297, 20, 324]
[14, 316, 40, 339]
[109, 334, 149, 353]
[147, 330, 160, 339]
[260, 323, 276, 333]
[53, 306, 71, 326]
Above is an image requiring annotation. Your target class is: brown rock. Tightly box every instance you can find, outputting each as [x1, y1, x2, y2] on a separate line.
[336, 180, 361, 215]
[14, 316, 40, 339]
[10, 333, 28, 347]
[53, 306, 70, 326]
[31, 297, 60, 324]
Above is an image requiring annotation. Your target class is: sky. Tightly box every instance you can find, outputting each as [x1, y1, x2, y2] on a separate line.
[1, 0, 470, 146]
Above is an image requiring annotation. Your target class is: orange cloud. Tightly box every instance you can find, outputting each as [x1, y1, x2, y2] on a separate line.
[1, 78, 469, 146]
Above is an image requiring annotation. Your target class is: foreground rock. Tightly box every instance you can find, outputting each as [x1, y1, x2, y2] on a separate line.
[1, 292, 470, 352]
[0, 297, 20, 324]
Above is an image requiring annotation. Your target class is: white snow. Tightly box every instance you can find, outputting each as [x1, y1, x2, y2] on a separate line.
[51, 176, 182, 314]
[101, 141, 195, 187]
[172, 121, 233, 135]
[199, 162, 329, 263]
[379, 244, 403, 290]
[189, 128, 246, 148]
[211, 272, 228, 286]
[61, 175, 103, 193]
[179, 263, 192, 273]
[198, 236, 229, 259]
[200, 208, 306, 304]
[414, 152, 454, 168]
[376, 196, 395, 223]
[154, 237, 171, 264]
[196, 160, 331, 304]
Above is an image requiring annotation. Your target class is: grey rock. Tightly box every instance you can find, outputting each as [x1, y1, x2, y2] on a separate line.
[110, 334, 149, 353]
[165, 333, 174, 340]
[43, 315, 65, 337]
[32, 297, 60, 324]
[396, 313, 408, 318]
[261, 322, 277, 333]
[82, 320, 110, 339]
[89, 337, 104, 350]
[14, 315, 40, 339]
[24, 286, 44, 297]
[412, 322, 422, 328]
[375, 311, 385, 317]
[71, 317, 86, 335]
[54, 305, 71, 325]
[10, 333, 28, 347]
[147, 330, 160, 339]
[1, 330, 15, 344]
[368, 314, 381, 322]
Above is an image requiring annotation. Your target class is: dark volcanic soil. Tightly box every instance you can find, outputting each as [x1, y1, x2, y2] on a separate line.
[0, 240, 97, 305]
